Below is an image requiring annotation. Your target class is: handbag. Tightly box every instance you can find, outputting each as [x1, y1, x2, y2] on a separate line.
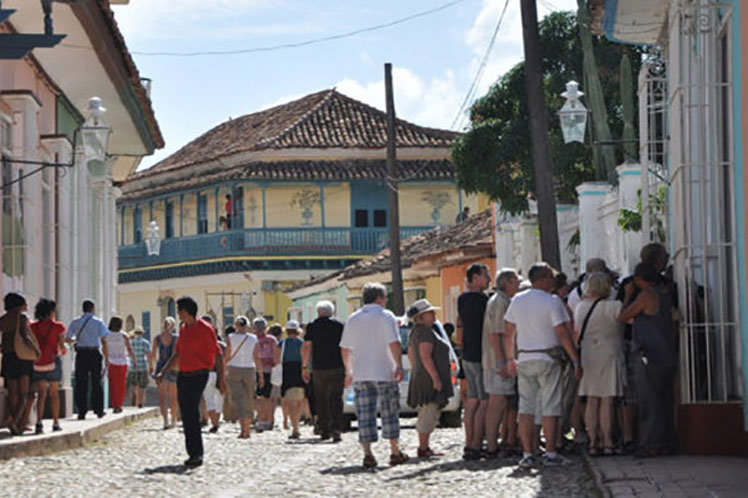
[270, 339, 286, 387]
[14, 314, 40, 361]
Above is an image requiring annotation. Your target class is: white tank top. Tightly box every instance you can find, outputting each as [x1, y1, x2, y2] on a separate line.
[106, 331, 129, 366]
[227, 332, 257, 368]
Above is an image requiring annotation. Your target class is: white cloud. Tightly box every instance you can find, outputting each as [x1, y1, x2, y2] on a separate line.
[458, 0, 579, 123]
[335, 66, 462, 131]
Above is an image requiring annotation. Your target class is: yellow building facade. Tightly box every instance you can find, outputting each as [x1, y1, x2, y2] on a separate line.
[117, 89, 480, 335]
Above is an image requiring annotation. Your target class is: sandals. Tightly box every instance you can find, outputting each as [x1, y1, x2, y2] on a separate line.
[417, 447, 444, 458]
[363, 454, 378, 468]
[588, 446, 600, 456]
[389, 451, 409, 465]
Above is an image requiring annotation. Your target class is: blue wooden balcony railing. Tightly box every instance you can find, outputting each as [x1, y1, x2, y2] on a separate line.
[118, 226, 433, 269]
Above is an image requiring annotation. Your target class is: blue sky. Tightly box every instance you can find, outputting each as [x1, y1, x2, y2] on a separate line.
[112, 0, 577, 170]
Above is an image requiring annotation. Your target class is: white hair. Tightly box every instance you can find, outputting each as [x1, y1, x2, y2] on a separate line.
[316, 300, 335, 317]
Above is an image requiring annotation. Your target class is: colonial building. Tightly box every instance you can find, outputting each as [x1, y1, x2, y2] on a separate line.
[117, 89, 485, 334]
[592, 0, 748, 453]
[0, 0, 163, 418]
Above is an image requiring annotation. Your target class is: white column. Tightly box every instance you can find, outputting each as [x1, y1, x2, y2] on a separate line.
[617, 164, 643, 274]
[576, 182, 613, 268]
[556, 204, 580, 277]
[519, 216, 541, 276]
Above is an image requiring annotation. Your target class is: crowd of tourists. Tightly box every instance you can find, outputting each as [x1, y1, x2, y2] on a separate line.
[0, 242, 677, 470]
[452, 242, 678, 469]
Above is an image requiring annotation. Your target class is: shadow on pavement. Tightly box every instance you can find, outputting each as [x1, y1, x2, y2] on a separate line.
[141, 465, 190, 475]
[319, 465, 380, 475]
[385, 458, 516, 481]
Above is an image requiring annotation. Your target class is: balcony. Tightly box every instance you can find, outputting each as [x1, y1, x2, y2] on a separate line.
[118, 226, 434, 269]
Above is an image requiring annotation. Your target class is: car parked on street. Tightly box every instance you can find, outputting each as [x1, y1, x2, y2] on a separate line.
[342, 317, 461, 430]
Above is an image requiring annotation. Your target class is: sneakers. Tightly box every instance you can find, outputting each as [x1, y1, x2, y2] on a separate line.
[518, 454, 536, 469]
[35, 422, 43, 435]
[52, 422, 61, 432]
[542, 453, 568, 467]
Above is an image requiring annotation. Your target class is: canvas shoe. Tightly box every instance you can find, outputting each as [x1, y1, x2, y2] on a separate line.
[518, 454, 536, 469]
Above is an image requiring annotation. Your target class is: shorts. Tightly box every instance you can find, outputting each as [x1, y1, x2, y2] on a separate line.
[284, 387, 305, 400]
[128, 370, 149, 388]
[517, 359, 562, 418]
[463, 360, 487, 400]
[203, 371, 224, 412]
[32, 357, 63, 383]
[256, 372, 272, 398]
[354, 381, 400, 443]
[1, 352, 34, 380]
[160, 370, 178, 384]
[484, 367, 517, 396]
[415, 402, 440, 434]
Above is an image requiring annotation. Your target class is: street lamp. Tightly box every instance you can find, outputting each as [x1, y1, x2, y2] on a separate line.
[559, 81, 588, 144]
[145, 220, 161, 256]
[80, 97, 112, 177]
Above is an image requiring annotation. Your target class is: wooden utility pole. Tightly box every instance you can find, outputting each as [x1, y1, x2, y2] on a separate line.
[520, 0, 561, 270]
[384, 63, 404, 315]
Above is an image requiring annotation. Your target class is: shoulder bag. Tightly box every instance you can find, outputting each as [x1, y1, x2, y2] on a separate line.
[270, 339, 287, 387]
[578, 297, 604, 352]
[226, 334, 250, 364]
[14, 314, 40, 361]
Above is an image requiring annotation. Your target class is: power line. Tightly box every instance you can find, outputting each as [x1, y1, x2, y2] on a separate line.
[450, 0, 510, 130]
[62, 0, 469, 57]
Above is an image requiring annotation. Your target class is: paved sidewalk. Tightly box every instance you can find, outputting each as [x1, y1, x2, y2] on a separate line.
[0, 407, 157, 460]
[586, 453, 748, 497]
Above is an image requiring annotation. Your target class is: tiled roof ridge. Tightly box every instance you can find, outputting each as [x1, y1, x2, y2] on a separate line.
[129, 90, 334, 180]
[261, 89, 458, 150]
[255, 88, 337, 149]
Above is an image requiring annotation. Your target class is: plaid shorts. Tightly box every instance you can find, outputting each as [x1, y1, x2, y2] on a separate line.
[354, 381, 400, 443]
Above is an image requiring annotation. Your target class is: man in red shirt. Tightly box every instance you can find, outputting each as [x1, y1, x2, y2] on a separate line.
[157, 296, 226, 468]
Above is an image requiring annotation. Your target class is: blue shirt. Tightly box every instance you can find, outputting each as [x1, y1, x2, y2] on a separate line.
[281, 337, 303, 363]
[66, 313, 109, 348]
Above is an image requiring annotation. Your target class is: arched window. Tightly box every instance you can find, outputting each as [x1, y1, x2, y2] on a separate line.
[125, 315, 135, 332]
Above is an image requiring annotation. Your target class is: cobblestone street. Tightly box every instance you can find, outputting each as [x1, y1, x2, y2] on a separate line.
[0, 415, 598, 497]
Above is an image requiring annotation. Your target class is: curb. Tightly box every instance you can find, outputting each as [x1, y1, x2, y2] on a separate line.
[0, 407, 158, 460]
[581, 450, 612, 498]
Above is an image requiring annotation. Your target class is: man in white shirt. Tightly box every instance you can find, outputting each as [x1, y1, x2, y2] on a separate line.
[340, 282, 409, 469]
[504, 263, 581, 468]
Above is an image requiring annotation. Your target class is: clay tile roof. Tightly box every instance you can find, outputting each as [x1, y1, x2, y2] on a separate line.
[120, 158, 456, 201]
[137, 88, 458, 177]
[292, 210, 493, 293]
[97, 0, 164, 149]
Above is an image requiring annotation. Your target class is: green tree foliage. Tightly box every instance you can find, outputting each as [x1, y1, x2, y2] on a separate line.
[452, 11, 642, 215]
